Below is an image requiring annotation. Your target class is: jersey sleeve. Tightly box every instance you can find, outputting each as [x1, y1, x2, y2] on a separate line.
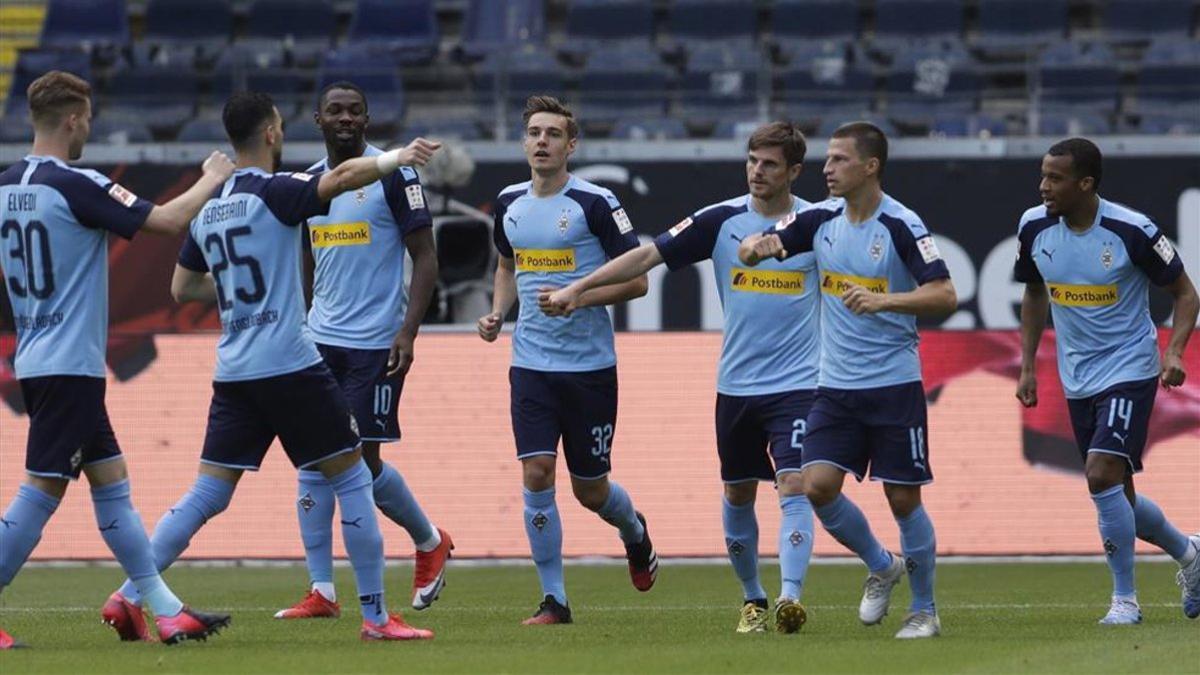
[1014, 220, 1044, 283]
[768, 208, 824, 260]
[586, 192, 640, 260]
[61, 169, 153, 239]
[1124, 220, 1184, 286]
[382, 166, 433, 237]
[492, 197, 513, 258]
[177, 230, 209, 272]
[652, 208, 724, 269]
[883, 215, 951, 285]
[262, 171, 330, 226]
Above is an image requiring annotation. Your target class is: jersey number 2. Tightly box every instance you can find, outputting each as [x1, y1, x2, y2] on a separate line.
[204, 226, 265, 311]
[2, 219, 55, 299]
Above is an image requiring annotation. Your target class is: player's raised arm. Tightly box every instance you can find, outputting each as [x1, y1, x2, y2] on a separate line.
[542, 244, 661, 316]
[316, 138, 441, 203]
[142, 151, 235, 236]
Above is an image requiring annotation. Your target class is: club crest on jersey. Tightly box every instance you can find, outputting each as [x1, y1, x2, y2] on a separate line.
[869, 234, 885, 261]
[107, 183, 138, 207]
[1100, 242, 1113, 270]
[354, 188, 367, 205]
[557, 210, 571, 236]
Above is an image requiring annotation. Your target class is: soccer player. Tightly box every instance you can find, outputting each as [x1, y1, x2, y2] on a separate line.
[274, 81, 452, 620]
[1014, 138, 1200, 624]
[542, 122, 819, 634]
[0, 71, 236, 647]
[102, 92, 442, 642]
[739, 122, 957, 639]
[477, 96, 657, 625]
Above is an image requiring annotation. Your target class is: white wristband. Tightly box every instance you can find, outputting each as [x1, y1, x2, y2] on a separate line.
[375, 149, 401, 175]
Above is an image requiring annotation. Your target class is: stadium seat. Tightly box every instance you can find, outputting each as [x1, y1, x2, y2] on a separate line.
[611, 116, 688, 140]
[772, 0, 858, 45]
[40, 0, 130, 49]
[244, 0, 336, 66]
[873, 0, 964, 48]
[102, 67, 199, 135]
[886, 62, 982, 117]
[930, 113, 1007, 138]
[285, 113, 326, 142]
[1036, 110, 1112, 136]
[460, 0, 546, 61]
[1133, 39, 1200, 115]
[473, 48, 566, 123]
[578, 47, 670, 125]
[0, 116, 32, 143]
[347, 0, 439, 65]
[711, 115, 767, 140]
[143, 0, 232, 55]
[678, 43, 765, 123]
[318, 48, 405, 128]
[5, 49, 92, 116]
[778, 65, 875, 116]
[175, 118, 229, 143]
[246, 68, 315, 117]
[1038, 43, 1119, 112]
[1136, 113, 1200, 135]
[563, 0, 654, 61]
[816, 115, 897, 137]
[401, 118, 483, 142]
[976, 0, 1067, 53]
[666, 0, 757, 51]
[1103, 0, 1193, 43]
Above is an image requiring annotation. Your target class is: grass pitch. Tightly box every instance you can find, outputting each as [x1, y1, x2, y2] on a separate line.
[1, 561, 1197, 673]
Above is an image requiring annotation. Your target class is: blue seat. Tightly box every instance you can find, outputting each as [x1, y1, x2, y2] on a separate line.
[817, 115, 896, 137]
[6, 49, 92, 116]
[667, 0, 757, 49]
[773, 0, 857, 44]
[1135, 40, 1200, 115]
[779, 66, 875, 112]
[1040, 66, 1119, 112]
[976, 0, 1067, 51]
[347, 0, 438, 65]
[285, 113, 326, 142]
[711, 115, 768, 139]
[474, 48, 565, 118]
[102, 67, 198, 133]
[930, 113, 1007, 137]
[402, 118, 483, 141]
[318, 49, 405, 127]
[679, 69, 761, 122]
[176, 117, 228, 142]
[1137, 113, 1200, 135]
[143, 0, 231, 52]
[245, 69, 314, 116]
[40, 0, 130, 49]
[611, 116, 688, 140]
[886, 64, 982, 117]
[874, 0, 964, 47]
[461, 0, 546, 60]
[1104, 0, 1193, 43]
[0, 116, 32, 143]
[1036, 110, 1111, 136]
[578, 48, 670, 123]
[565, 0, 654, 59]
[245, 0, 335, 64]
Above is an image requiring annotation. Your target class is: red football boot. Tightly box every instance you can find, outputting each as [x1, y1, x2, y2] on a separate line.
[155, 606, 230, 645]
[274, 589, 341, 619]
[360, 613, 434, 641]
[101, 591, 154, 642]
[412, 528, 454, 610]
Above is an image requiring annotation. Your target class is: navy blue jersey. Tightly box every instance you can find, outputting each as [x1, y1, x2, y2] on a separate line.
[653, 194, 819, 396]
[493, 174, 639, 372]
[771, 194, 951, 389]
[178, 167, 329, 382]
[1015, 198, 1183, 398]
[0, 155, 152, 378]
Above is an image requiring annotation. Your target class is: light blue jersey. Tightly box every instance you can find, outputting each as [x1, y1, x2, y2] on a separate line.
[772, 194, 951, 390]
[178, 167, 329, 382]
[0, 155, 152, 379]
[493, 174, 640, 372]
[305, 146, 432, 350]
[1014, 198, 1183, 399]
[653, 194, 819, 396]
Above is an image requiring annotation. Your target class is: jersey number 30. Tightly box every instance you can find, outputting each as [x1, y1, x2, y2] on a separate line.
[2, 219, 55, 299]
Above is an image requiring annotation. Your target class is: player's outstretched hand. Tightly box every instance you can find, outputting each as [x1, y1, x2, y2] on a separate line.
[738, 233, 786, 265]
[397, 138, 443, 168]
[841, 283, 887, 315]
[539, 286, 577, 317]
[1015, 371, 1038, 407]
[1160, 351, 1187, 389]
[478, 311, 503, 342]
[201, 151, 235, 181]
[387, 331, 415, 376]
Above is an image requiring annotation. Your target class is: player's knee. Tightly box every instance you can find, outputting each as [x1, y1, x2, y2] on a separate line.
[572, 480, 608, 511]
[1084, 453, 1127, 494]
[776, 472, 805, 497]
[884, 486, 921, 518]
[723, 481, 757, 506]
[521, 457, 556, 491]
[360, 443, 383, 476]
[801, 476, 840, 507]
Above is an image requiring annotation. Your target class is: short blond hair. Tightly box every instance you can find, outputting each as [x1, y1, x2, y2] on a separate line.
[28, 70, 91, 126]
[523, 95, 578, 139]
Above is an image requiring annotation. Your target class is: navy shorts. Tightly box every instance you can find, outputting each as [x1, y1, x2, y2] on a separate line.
[201, 363, 361, 471]
[716, 390, 815, 483]
[20, 376, 122, 480]
[1066, 377, 1157, 474]
[510, 366, 617, 480]
[802, 382, 932, 484]
[317, 343, 404, 443]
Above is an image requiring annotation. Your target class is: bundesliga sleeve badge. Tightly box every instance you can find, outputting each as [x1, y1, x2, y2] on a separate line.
[406, 184, 426, 210]
[917, 235, 942, 263]
[613, 208, 633, 234]
[107, 183, 138, 207]
[1153, 236, 1176, 264]
[668, 217, 693, 237]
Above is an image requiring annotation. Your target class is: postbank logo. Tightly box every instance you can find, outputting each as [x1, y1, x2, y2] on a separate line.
[819, 271, 888, 295]
[310, 222, 371, 248]
[1048, 283, 1118, 307]
[514, 248, 576, 272]
[730, 268, 805, 295]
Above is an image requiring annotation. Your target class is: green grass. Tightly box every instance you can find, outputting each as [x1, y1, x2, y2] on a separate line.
[1, 562, 1197, 673]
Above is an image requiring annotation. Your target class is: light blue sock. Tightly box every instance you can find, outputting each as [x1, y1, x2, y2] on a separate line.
[0, 484, 60, 588]
[814, 494, 892, 573]
[778, 494, 814, 601]
[1092, 484, 1136, 597]
[92, 480, 184, 617]
[373, 462, 436, 546]
[596, 481, 644, 544]
[1133, 494, 1191, 562]
[297, 469, 336, 586]
[523, 487, 566, 606]
[118, 473, 234, 605]
[723, 497, 766, 601]
[329, 461, 387, 625]
[897, 505, 937, 613]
